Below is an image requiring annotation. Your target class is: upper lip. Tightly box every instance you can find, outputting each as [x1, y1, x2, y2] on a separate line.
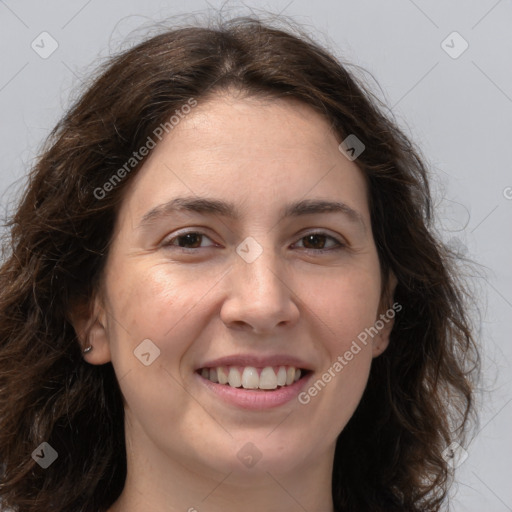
[196, 354, 313, 371]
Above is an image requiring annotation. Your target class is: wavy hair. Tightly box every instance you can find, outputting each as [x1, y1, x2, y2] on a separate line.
[0, 15, 479, 512]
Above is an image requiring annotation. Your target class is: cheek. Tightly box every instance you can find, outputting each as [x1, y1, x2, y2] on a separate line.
[106, 260, 214, 340]
[103, 264, 205, 432]
[316, 263, 382, 349]
[303, 260, 380, 412]
[104, 260, 225, 390]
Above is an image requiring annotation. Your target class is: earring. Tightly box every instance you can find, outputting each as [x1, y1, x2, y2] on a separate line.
[83, 345, 93, 354]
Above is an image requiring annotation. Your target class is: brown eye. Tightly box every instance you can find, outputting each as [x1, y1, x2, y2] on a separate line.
[295, 232, 344, 252]
[163, 231, 215, 250]
[176, 233, 203, 248]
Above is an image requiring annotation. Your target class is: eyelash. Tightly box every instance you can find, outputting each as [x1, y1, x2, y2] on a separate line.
[162, 230, 346, 253]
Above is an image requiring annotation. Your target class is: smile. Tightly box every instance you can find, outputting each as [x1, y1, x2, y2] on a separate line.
[197, 365, 306, 390]
[195, 364, 312, 410]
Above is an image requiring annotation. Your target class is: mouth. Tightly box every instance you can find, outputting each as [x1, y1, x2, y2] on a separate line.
[196, 365, 311, 391]
[194, 354, 314, 409]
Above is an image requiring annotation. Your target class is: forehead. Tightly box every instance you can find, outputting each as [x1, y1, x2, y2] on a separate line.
[118, 93, 370, 227]
[175, 92, 338, 156]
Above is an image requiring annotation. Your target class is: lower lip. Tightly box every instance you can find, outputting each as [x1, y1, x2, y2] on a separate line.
[196, 372, 312, 410]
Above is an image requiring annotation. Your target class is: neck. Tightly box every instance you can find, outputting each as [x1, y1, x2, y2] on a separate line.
[107, 419, 336, 512]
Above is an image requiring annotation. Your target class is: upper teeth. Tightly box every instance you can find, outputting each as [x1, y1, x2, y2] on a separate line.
[200, 366, 302, 390]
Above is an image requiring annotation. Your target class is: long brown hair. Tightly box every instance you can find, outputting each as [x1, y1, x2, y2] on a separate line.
[0, 15, 479, 512]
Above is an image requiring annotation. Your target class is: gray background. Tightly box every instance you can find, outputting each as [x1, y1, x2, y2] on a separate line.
[0, 1, 511, 510]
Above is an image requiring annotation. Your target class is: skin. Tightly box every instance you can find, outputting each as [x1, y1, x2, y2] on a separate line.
[72, 91, 396, 512]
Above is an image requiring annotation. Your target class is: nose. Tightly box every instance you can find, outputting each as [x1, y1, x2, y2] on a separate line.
[220, 243, 300, 335]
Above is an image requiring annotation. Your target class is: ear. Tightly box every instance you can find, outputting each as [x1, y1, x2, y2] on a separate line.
[372, 271, 399, 359]
[68, 293, 112, 365]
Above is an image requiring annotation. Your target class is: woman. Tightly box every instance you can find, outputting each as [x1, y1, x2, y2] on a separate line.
[0, 15, 479, 512]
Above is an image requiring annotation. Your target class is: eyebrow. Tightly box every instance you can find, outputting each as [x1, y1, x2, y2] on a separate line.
[138, 196, 366, 230]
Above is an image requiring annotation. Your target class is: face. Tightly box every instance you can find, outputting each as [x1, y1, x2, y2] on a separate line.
[77, 92, 394, 483]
